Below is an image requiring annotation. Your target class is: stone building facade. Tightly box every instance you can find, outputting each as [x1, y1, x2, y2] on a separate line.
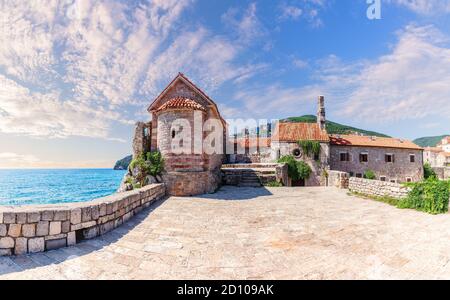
[143, 73, 226, 196]
[329, 136, 424, 183]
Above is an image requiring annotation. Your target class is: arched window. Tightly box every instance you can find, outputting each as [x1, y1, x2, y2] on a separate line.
[171, 130, 176, 139]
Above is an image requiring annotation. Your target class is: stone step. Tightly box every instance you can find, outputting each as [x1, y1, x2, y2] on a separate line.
[238, 182, 262, 187]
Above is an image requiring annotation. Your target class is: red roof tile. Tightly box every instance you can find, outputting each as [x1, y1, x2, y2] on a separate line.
[156, 97, 206, 112]
[272, 122, 329, 142]
[231, 137, 271, 148]
[330, 134, 423, 150]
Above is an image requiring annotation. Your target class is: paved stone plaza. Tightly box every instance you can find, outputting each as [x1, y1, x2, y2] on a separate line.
[1, 186, 450, 279]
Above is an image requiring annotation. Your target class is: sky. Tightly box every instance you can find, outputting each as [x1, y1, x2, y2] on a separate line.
[0, 0, 450, 168]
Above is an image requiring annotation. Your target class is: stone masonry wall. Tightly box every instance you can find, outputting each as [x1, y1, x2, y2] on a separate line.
[330, 146, 423, 183]
[349, 177, 411, 199]
[328, 170, 349, 189]
[0, 184, 165, 256]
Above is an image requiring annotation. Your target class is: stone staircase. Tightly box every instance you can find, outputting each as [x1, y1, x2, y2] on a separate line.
[238, 170, 262, 187]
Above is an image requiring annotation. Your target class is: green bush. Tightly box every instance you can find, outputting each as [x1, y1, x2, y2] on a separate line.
[398, 178, 450, 214]
[424, 163, 437, 179]
[297, 140, 321, 159]
[264, 181, 283, 187]
[277, 155, 312, 181]
[363, 170, 376, 180]
[129, 151, 165, 187]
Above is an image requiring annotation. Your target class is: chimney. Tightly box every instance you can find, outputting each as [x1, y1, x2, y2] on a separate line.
[317, 95, 326, 131]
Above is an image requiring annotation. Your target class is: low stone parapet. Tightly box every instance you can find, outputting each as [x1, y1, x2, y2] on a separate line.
[349, 177, 411, 199]
[0, 184, 165, 256]
[328, 171, 349, 189]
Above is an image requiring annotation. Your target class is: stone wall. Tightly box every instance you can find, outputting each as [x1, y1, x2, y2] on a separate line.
[330, 146, 423, 183]
[433, 167, 450, 180]
[327, 170, 349, 189]
[162, 171, 221, 197]
[221, 163, 289, 186]
[132, 122, 152, 158]
[270, 141, 330, 186]
[0, 184, 165, 256]
[348, 177, 411, 199]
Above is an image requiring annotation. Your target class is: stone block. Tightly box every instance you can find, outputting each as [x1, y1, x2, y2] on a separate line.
[16, 213, 27, 224]
[36, 221, 49, 236]
[71, 208, 82, 225]
[81, 207, 92, 222]
[61, 221, 70, 233]
[45, 233, 67, 241]
[45, 238, 67, 251]
[91, 205, 100, 220]
[71, 221, 96, 231]
[0, 224, 6, 237]
[8, 224, 21, 237]
[41, 210, 54, 221]
[14, 237, 28, 255]
[67, 232, 76, 246]
[28, 238, 45, 253]
[82, 226, 99, 240]
[49, 221, 62, 235]
[0, 249, 12, 256]
[99, 203, 107, 217]
[2, 213, 15, 224]
[22, 224, 36, 238]
[54, 210, 69, 221]
[27, 212, 41, 223]
[0, 237, 14, 249]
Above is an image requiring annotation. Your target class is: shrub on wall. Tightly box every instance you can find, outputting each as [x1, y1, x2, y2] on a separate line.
[277, 155, 312, 181]
[397, 178, 450, 214]
[130, 151, 165, 187]
[363, 170, 376, 180]
[297, 140, 321, 160]
[424, 163, 437, 179]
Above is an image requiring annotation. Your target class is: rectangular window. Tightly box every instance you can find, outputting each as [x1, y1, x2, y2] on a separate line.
[380, 176, 387, 182]
[385, 154, 394, 163]
[340, 152, 350, 162]
[356, 173, 363, 178]
[390, 179, 397, 183]
[406, 177, 412, 183]
[359, 153, 368, 163]
[410, 154, 415, 163]
[349, 172, 354, 177]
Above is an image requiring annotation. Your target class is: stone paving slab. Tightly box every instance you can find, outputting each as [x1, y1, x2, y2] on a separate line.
[1, 186, 450, 279]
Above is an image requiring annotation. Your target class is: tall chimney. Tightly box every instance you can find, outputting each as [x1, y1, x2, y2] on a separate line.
[317, 95, 326, 131]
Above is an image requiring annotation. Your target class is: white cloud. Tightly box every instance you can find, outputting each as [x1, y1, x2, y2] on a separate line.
[277, 0, 326, 26]
[279, 5, 303, 20]
[390, 0, 450, 15]
[0, 0, 266, 140]
[227, 25, 450, 124]
[221, 2, 267, 44]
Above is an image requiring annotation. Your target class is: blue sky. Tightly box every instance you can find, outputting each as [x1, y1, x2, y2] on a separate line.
[0, 0, 449, 168]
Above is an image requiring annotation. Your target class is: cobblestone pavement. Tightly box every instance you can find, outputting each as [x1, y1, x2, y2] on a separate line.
[2, 186, 450, 279]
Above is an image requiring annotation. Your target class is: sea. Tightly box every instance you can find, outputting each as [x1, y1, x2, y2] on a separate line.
[0, 169, 126, 206]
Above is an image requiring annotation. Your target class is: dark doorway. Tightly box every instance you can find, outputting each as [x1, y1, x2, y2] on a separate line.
[292, 179, 305, 187]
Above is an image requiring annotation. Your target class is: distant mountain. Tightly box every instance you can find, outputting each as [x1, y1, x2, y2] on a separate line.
[282, 115, 391, 138]
[413, 135, 449, 147]
[114, 155, 132, 170]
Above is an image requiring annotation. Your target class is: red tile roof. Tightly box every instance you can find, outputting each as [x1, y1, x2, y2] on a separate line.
[330, 134, 423, 150]
[272, 122, 329, 142]
[231, 137, 272, 148]
[156, 97, 206, 113]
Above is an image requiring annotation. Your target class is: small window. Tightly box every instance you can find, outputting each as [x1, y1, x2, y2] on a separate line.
[314, 153, 320, 161]
[356, 173, 363, 178]
[171, 130, 176, 139]
[349, 172, 354, 177]
[385, 154, 394, 163]
[406, 177, 413, 183]
[340, 152, 350, 162]
[390, 179, 397, 183]
[359, 153, 368, 163]
[410, 154, 415, 163]
[380, 176, 387, 182]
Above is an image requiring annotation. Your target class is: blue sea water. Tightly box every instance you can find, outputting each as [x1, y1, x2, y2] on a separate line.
[0, 169, 126, 206]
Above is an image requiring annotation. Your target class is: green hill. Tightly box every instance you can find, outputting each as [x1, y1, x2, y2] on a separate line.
[114, 155, 132, 170]
[413, 135, 449, 147]
[282, 115, 390, 137]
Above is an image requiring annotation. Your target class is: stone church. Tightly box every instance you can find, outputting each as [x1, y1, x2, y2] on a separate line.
[132, 73, 424, 196]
